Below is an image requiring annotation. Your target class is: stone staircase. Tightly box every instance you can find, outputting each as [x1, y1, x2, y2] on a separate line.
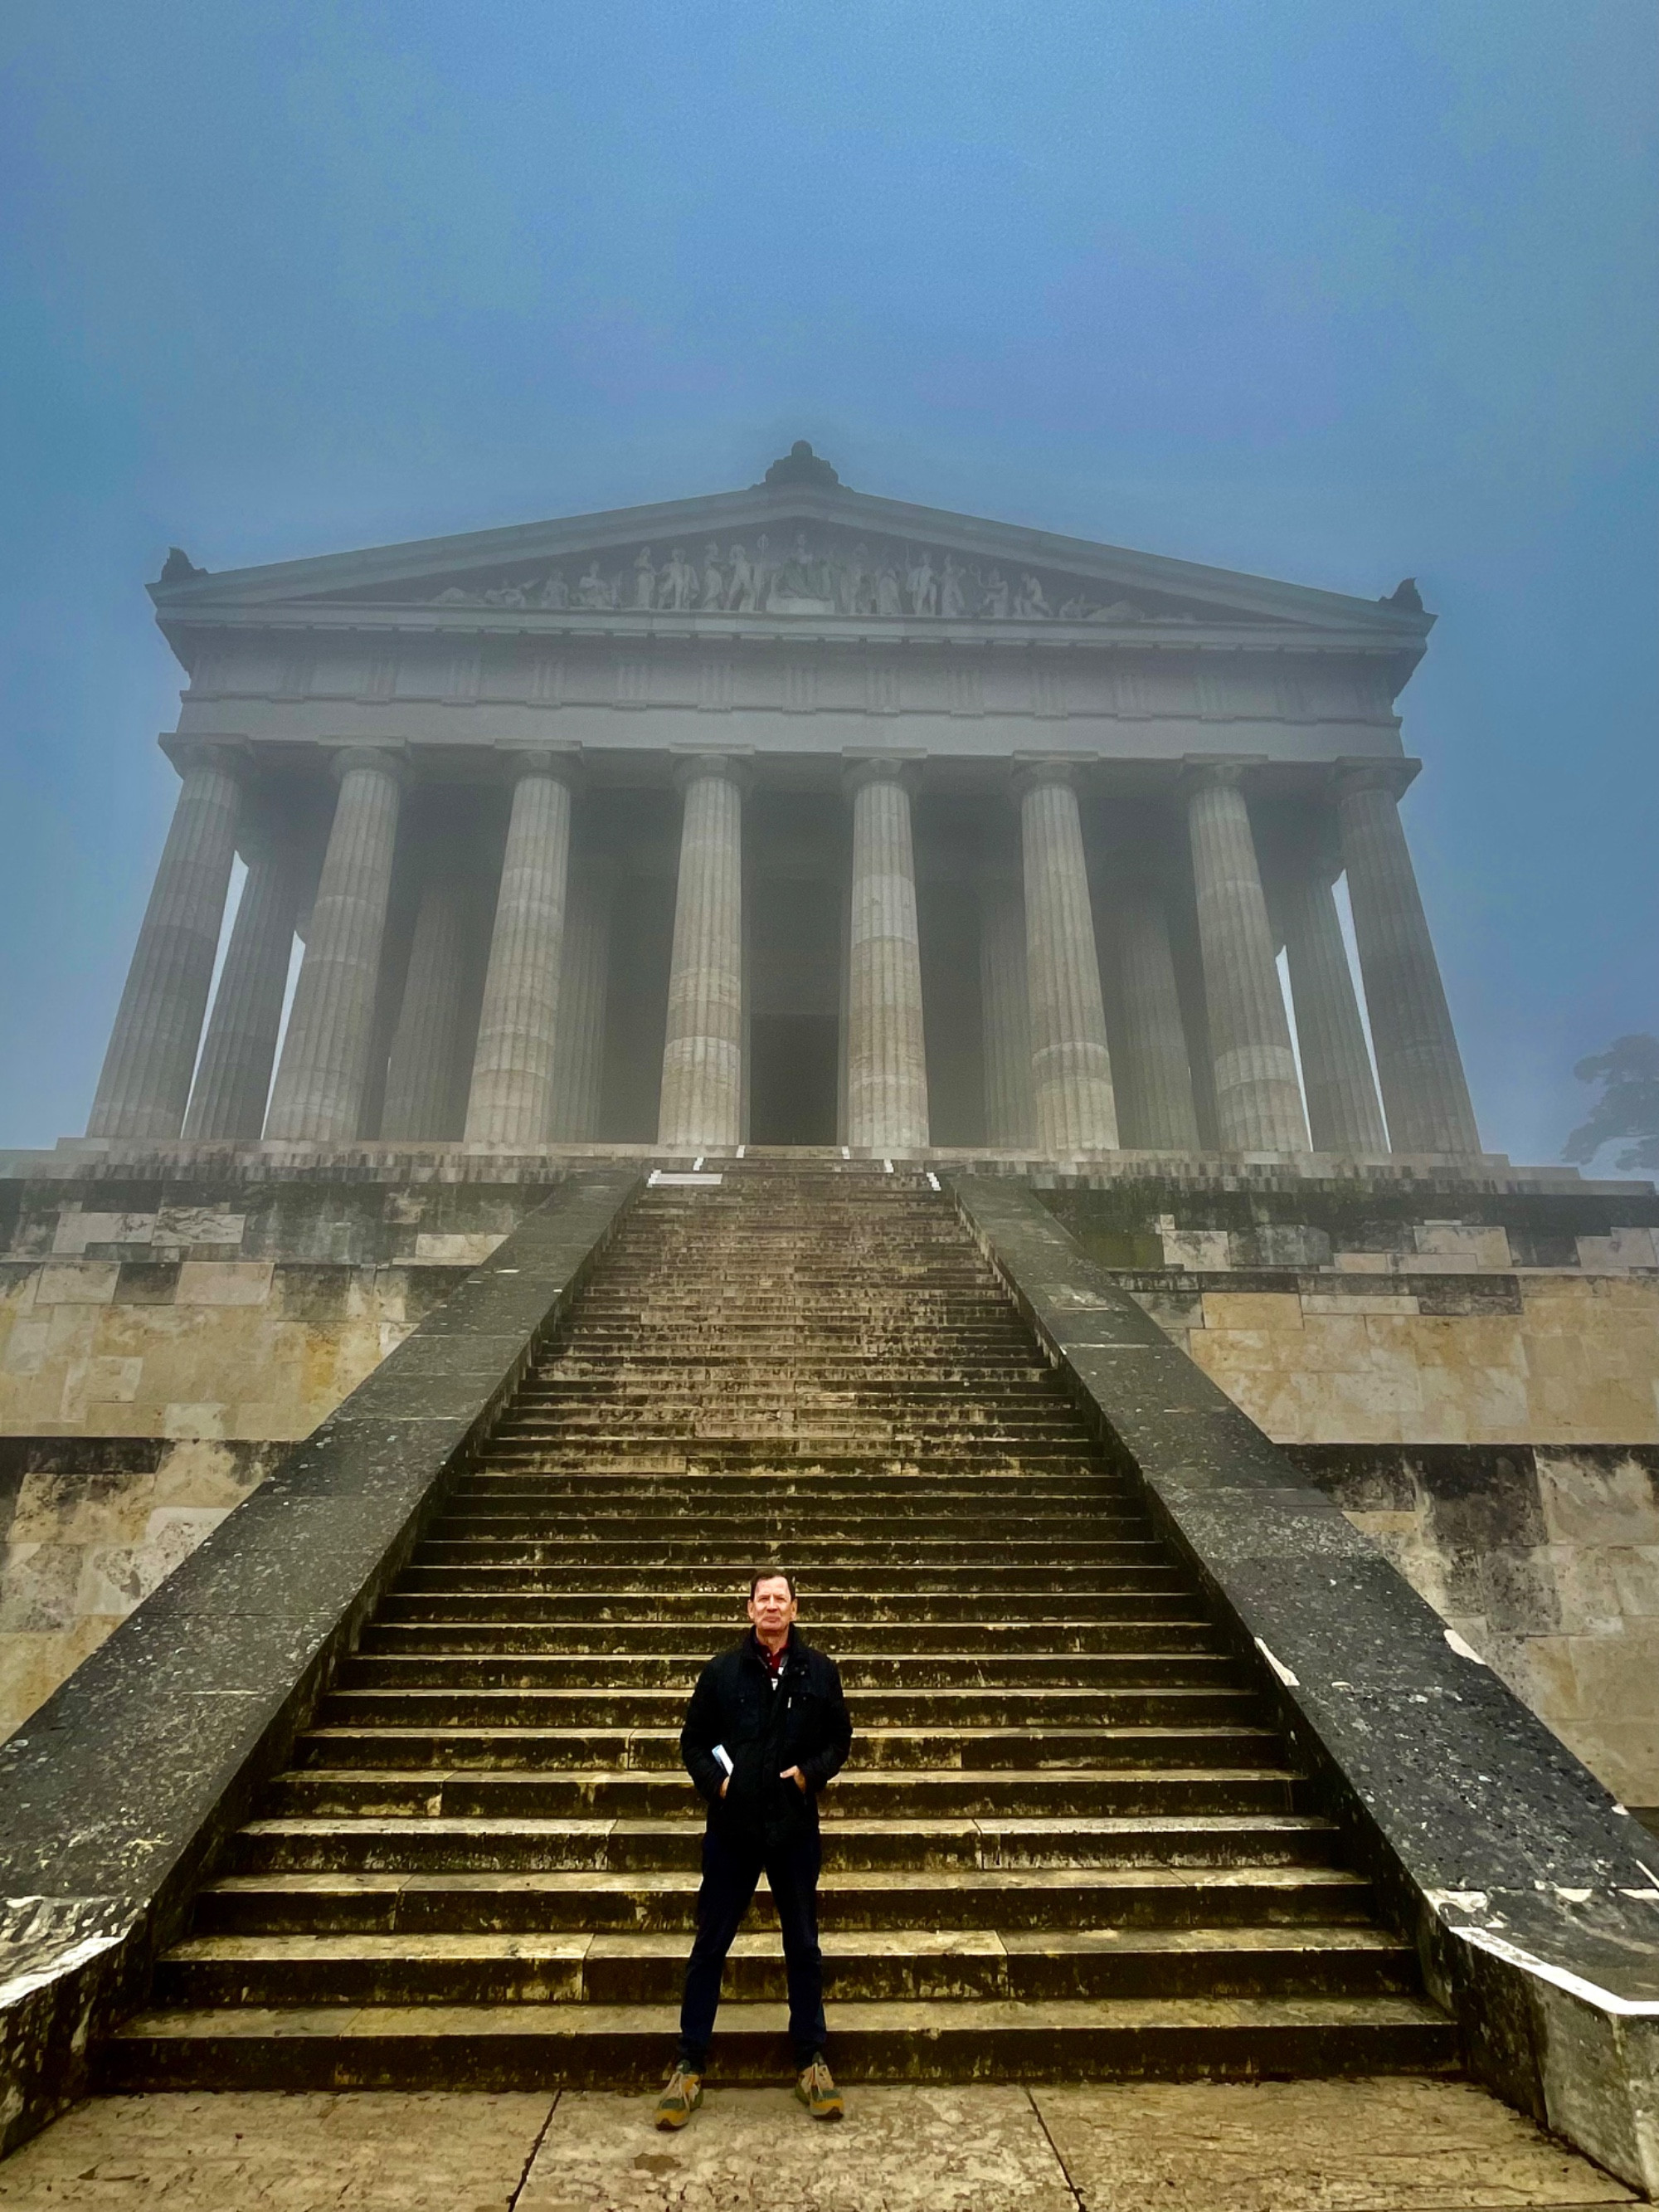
[103, 1165, 1457, 2088]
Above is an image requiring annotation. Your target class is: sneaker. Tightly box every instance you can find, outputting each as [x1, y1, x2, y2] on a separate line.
[795, 2055, 844, 2121]
[654, 2065, 703, 2130]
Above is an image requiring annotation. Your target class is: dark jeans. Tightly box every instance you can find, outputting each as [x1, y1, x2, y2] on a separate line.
[677, 1821, 826, 2072]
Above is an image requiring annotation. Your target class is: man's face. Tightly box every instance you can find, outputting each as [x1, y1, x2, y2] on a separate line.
[747, 1576, 797, 1647]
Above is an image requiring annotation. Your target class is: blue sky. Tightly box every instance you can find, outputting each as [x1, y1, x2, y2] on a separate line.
[2, 1, 1653, 1164]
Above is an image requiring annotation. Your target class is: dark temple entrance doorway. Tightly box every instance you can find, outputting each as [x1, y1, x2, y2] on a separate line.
[748, 811, 842, 1146]
[750, 1013, 839, 1144]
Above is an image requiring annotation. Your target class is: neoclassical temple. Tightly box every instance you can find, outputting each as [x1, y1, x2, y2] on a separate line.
[88, 443, 1481, 1161]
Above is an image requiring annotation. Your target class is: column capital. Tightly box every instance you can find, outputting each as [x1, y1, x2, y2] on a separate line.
[1333, 755, 1421, 803]
[232, 802, 308, 870]
[490, 743, 586, 793]
[1010, 753, 1095, 799]
[671, 748, 752, 796]
[329, 742, 408, 788]
[842, 751, 923, 799]
[162, 734, 250, 781]
[1178, 753, 1268, 798]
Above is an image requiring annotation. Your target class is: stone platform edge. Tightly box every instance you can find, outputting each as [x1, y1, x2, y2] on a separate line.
[0, 1166, 644, 2159]
[948, 1174, 1659, 2198]
[2, 1134, 1647, 1202]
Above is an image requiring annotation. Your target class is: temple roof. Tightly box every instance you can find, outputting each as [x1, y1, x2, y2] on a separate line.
[148, 444, 1432, 648]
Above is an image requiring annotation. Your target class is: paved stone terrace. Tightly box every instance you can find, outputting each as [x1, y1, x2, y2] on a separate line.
[0, 2081, 1637, 2208]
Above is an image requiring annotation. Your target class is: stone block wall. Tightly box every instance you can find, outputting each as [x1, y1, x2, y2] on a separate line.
[1040, 1177, 1659, 1809]
[0, 1172, 556, 1737]
[1289, 1445, 1659, 1814]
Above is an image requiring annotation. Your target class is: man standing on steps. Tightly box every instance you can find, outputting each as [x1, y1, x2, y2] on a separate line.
[655, 1568, 853, 2129]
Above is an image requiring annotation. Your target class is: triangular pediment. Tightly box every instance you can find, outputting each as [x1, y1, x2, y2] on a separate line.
[148, 469, 1432, 642]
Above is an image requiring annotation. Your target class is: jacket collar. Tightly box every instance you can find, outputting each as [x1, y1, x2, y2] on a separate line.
[747, 1626, 799, 1669]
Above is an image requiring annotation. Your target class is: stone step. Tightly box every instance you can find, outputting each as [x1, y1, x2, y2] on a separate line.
[426, 1513, 1152, 1543]
[411, 1540, 1169, 1569]
[473, 1450, 1110, 1469]
[100, 1993, 1459, 2093]
[228, 1812, 1340, 1877]
[377, 1593, 1201, 1625]
[315, 1685, 1263, 1729]
[263, 1766, 1308, 1822]
[392, 1566, 1192, 1596]
[359, 1618, 1220, 1655]
[195, 1863, 1379, 1936]
[452, 1477, 1133, 1506]
[153, 1923, 1418, 2010]
[291, 1722, 1283, 1772]
[333, 1652, 1240, 1692]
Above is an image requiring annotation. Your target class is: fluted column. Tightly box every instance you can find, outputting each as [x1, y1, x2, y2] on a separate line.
[845, 759, 929, 1151]
[265, 746, 404, 1142]
[979, 875, 1034, 1147]
[1183, 760, 1309, 1152]
[88, 742, 244, 1140]
[1336, 763, 1480, 1153]
[382, 838, 469, 1141]
[658, 755, 747, 1148]
[465, 753, 578, 1146]
[1277, 845, 1388, 1154]
[1113, 875, 1200, 1150]
[182, 816, 304, 1140]
[549, 855, 615, 1141]
[1017, 763, 1117, 1153]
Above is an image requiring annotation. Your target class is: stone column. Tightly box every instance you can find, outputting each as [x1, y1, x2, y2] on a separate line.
[465, 753, 578, 1146]
[382, 837, 469, 1141]
[1277, 846, 1389, 1154]
[549, 854, 615, 1142]
[658, 755, 747, 1149]
[1182, 760, 1309, 1152]
[1113, 874, 1200, 1151]
[845, 758, 930, 1151]
[265, 746, 405, 1143]
[87, 742, 244, 1140]
[1017, 763, 1118, 1153]
[182, 816, 304, 1141]
[978, 875, 1034, 1147]
[834, 867, 852, 1146]
[1336, 763, 1480, 1153]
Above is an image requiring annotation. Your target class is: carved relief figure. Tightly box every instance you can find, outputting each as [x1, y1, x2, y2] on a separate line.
[659, 547, 697, 611]
[725, 544, 757, 613]
[428, 536, 1084, 620]
[977, 568, 1010, 618]
[771, 531, 831, 606]
[844, 543, 876, 615]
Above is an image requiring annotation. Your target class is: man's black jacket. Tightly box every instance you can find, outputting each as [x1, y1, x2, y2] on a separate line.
[680, 1630, 852, 1845]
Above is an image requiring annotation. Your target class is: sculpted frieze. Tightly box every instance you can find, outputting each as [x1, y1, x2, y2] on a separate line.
[422, 529, 1208, 626]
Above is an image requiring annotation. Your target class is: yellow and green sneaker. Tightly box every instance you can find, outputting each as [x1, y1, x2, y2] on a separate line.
[654, 2065, 703, 2130]
[795, 2056, 844, 2121]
